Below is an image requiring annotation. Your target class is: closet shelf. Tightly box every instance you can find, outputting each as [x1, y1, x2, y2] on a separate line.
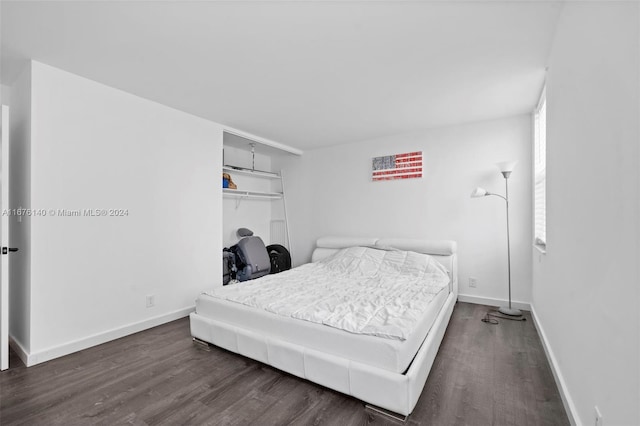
[223, 165, 281, 179]
[223, 188, 283, 200]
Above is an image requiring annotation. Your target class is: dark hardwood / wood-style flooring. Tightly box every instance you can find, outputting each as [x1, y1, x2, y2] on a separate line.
[0, 302, 569, 425]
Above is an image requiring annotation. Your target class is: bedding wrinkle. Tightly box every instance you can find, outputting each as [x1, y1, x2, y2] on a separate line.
[205, 247, 450, 341]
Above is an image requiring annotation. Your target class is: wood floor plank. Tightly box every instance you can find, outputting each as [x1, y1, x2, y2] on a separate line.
[0, 302, 570, 425]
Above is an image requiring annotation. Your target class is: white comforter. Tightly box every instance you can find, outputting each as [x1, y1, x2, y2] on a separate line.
[204, 246, 450, 340]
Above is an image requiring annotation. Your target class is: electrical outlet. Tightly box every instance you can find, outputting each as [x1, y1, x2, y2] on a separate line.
[146, 295, 155, 308]
[469, 277, 477, 288]
[595, 406, 603, 426]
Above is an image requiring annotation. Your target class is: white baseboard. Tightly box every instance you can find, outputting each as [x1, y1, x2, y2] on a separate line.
[457, 293, 531, 311]
[530, 305, 579, 426]
[8, 335, 29, 367]
[17, 306, 195, 367]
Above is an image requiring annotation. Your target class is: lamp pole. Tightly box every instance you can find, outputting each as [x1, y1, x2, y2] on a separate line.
[505, 174, 512, 311]
[499, 170, 521, 316]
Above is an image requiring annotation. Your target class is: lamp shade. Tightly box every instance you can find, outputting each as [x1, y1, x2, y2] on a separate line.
[496, 160, 518, 173]
[470, 187, 488, 198]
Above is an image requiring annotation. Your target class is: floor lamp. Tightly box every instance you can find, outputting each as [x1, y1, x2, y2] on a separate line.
[471, 161, 522, 317]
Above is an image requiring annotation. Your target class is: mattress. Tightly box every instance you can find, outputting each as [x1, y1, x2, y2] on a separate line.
[205, 246, 451, 340]
[195, 284, 449, 374]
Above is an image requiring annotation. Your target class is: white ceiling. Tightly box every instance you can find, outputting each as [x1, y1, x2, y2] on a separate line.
[1, 1, 562, 150]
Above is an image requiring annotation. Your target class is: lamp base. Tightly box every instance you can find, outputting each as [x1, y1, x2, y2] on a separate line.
[498, 306, 522, 316]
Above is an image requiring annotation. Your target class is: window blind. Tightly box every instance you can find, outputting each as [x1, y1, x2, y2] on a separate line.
[534, 91, 546, 247]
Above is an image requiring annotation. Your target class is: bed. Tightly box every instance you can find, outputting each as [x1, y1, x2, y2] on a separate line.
[190, 236, 458, 418]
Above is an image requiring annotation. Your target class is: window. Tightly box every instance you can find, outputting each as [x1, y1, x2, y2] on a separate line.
[533, 88, 546, 249]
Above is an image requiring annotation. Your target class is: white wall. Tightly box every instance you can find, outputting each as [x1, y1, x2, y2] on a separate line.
[532, 3, 640, 425]
[275, 115, 532, 306]
[1, 84, 10, 105]
[14, 61, 223, 364]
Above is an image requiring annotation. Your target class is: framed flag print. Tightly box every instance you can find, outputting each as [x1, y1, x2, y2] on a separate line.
[372, 151, 423, 181]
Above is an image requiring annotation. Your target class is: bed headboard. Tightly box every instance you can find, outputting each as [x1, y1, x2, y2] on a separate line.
[311, 236, 458, 295]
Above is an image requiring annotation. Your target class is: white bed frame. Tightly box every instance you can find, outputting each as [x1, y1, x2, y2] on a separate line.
[190, 237, 458, 418]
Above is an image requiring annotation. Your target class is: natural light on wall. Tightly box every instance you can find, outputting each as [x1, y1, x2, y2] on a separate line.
[534, 88, 546, 249]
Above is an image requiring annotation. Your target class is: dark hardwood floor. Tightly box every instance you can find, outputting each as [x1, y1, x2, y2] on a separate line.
[0, 303, 569, 425]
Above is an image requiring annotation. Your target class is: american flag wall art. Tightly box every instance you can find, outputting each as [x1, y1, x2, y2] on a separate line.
[371, 151, 423, 181]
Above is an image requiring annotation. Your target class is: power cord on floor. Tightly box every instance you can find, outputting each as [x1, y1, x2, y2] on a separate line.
[481, 309, 527, 324]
